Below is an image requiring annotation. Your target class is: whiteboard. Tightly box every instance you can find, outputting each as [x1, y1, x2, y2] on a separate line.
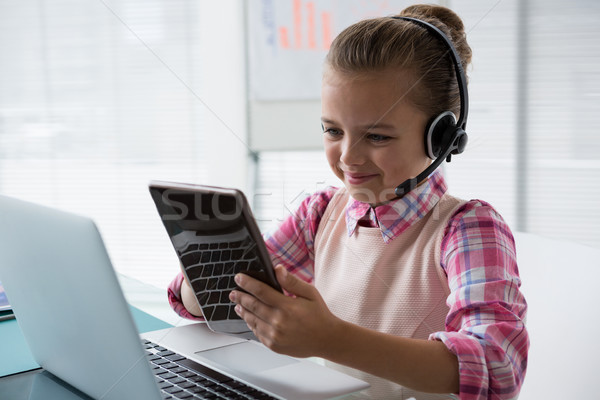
[249, 99, 323, 151]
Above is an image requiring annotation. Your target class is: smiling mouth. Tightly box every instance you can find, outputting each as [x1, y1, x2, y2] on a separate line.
[343, 171, 378, 184]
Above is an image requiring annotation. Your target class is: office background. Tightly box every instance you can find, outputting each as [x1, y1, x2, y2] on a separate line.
[0, 0, 599, 290]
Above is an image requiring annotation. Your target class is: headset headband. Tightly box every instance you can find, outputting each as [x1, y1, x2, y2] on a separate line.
[390, 16, 468, 130]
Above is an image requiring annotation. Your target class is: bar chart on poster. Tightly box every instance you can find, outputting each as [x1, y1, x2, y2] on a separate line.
[276, 0, 333, 51]
[247, 0, 411, 100]
[246, 0, 412, 150]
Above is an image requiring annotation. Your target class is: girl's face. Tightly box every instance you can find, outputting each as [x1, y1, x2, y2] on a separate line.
[321, 68, 431, 205]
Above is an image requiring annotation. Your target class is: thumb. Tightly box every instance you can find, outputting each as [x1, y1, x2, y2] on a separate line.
[275, 265, 316, 299]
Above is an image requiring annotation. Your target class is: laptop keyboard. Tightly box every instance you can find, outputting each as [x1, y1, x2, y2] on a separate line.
[144, 339, 278, 400]
[179, 238, 264, 322]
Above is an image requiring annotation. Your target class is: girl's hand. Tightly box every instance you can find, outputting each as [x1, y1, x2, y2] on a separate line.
[229, 265, 341, 358]
[180, 267, 204, 318]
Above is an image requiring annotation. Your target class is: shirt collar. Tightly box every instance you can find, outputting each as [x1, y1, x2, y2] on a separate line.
[344, 169, 448, 243]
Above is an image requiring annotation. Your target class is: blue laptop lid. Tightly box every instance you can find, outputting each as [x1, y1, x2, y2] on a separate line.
[0, 195, 163, 400]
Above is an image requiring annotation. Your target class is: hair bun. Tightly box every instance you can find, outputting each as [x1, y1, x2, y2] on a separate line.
[399, 4, 471, 65]
[400, 4, 464, 34]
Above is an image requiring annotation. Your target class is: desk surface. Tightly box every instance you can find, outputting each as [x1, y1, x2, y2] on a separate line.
[0, 274, 176, 378]
[0, 304, 172, 377]
[0, 304, 173, 400]
[0, 274, 179, 400]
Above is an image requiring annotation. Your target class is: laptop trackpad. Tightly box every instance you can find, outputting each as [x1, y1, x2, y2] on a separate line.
[195, 341, 299, 374]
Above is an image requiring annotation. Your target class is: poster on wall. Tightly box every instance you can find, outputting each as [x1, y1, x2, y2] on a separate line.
[247, 0, 415, 100]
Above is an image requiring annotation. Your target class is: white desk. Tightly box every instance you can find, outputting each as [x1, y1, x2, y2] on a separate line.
[116, 274, 194, 328]
[515, 232, 600, 399]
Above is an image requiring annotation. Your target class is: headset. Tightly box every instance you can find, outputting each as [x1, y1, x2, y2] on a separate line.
[390, 16, 469, 197]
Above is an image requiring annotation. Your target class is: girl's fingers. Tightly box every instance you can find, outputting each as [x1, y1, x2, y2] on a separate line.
[274, 265, 316, 299]
[230, 288, 275, 322]
[233, 272, 284, 306]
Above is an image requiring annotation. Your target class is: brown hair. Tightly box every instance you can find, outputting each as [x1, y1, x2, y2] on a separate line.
[325, 4, 472, 120]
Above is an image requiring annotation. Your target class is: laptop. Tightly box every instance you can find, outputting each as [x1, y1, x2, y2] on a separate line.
[0, 195, 368, 400]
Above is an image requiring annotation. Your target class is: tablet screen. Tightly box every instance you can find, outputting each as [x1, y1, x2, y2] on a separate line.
[149, 182, 281, 337]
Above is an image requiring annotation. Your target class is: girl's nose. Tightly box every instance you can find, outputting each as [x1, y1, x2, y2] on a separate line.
[340, 135, 366, 166]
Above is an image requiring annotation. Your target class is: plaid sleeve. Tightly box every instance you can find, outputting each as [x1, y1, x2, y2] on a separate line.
[167, 187, 337, 318]
[167, 272, 204, 321]
[430, 200, 529, 400]
[263, 187, 338, 284]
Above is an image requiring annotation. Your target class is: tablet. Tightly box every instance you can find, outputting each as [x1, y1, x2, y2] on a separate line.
[149, 181, 282, 339]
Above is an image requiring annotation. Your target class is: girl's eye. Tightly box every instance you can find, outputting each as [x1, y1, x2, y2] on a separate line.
[366, 133, 391, 143]
[323, 128, 343, 138]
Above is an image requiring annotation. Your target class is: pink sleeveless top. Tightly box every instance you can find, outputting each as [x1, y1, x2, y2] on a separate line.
[314, 188, 466, 399]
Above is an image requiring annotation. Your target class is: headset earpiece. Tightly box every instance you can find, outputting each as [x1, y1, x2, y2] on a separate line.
[425, 111, 457, 159]
[453, 127, 468, 155]
[391, 15, 470, 197]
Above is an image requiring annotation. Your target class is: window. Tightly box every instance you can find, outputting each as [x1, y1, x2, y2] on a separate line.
[0, 1, 248, 289]
[2, 1, 598, 295]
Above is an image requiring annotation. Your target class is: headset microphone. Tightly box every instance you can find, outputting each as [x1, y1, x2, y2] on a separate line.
[395, 125, 468, 197]
[391, 16, 469, 198]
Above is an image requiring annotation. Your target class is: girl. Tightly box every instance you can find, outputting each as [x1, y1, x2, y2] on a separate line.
[168, 4, 529, 399]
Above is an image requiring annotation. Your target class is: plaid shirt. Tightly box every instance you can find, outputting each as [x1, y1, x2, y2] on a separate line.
[168, 170, 529, 399]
